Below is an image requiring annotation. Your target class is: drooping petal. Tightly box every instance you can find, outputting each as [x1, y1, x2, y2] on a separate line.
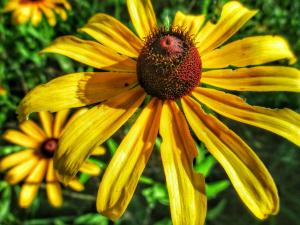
[80, 13, 143, 58]
[12, 6, 32, 25]
[46, 160, 63, 207]
[31, 7, 42, 26]
[182, 96, 279, 219]
[159, 101, 207, 225]
[26, 158, 48, 184]
[91, 146, 106, 156]
[40, 5, 56, 26]
[54, 88, 146, 184]
[196, 1, 257, 54]
[38, 111, 54, 137]
[53, 109, 70, 138]
[3, 1, 18, 12]
[2, 129, 40, 148]
[202, 66, 300, 92]
[80, 161, 101, 176]
[62, 108, 89, 132]
[68, 179, 84, 191]
[17, 72, 137, 121]
[41, 36, 136, 71]
[19, 120, 46, 142]
[19, 159, 48, 208]
[0, 149, 36, 172]
[173, 11, 205, 37]
[97, 98, 162, 220]
[54, 7, 67, 21]
[5, 156, 40, 184]
[19, 184, 39, 208]
[192, 87, 300, 147]
[127, 0, 157, 39]
[202, 36, 297, 68]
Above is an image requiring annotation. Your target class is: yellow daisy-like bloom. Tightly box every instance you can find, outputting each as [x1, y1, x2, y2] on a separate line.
[3, 0, 71, 26]
[17, 0, 300, 224]
[0, 109, 104, 208]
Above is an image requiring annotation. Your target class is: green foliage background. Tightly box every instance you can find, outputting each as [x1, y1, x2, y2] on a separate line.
[0, 0, 299, 225]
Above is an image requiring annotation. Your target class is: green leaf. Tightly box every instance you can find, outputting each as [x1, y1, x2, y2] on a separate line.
[206, 180, 230, 199]
[74, 214, 109, 225]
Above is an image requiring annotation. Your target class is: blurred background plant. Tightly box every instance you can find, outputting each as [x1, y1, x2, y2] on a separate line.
[0, 0, 299, 225]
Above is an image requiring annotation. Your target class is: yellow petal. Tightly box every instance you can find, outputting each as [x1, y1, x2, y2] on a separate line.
[68, 179, 84, 192]
[0, 149, 36, 171]
[19, 184, 39, 208]
[80, 161, 101, 176]
[91, 146, 106, 156]
[80, 13, 143, 58]
[192, 87, 300, 147]
[46, 160, 63, 207]
[19, 159, 48, 208]
[41, 36, 136, 72]
[26, 158, 48, 183]
[17, 72, 136, 121]
[202, 36, 297, 68]
[12, 6, 32, 25]
[196, 1, 257, 54]
[2, 129, 40, 148]
[53, 109, 70, 138]
[182, 96, 279, 219]
[54, 88, 146, 183]
[97, 98, 162, 220]
[3, 1, 18, 12]
[38, 111, 54, 137]
[19, 120, 46, 142]
[62, 108, 89, 132]
[46, 181, 63, 207]
[55, 7, 67, 21]
[127, 0, 157, 39]
[31, 7, 42, 26]
[173, 11, 205, 37]
[40, 5, 56, 26]
[159, 101, 207, 225]
[202, 66, 300, 92]
[5, 156, 40, 184]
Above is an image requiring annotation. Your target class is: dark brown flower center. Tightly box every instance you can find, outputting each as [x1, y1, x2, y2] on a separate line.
[40, 138, 58, 158]
[137, 27, 202, 100]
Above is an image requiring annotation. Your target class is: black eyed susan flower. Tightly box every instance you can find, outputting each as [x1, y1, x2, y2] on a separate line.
[3, 0, 71, 26]
[0, 109, 103, 208]
[17, 0, 300, 224]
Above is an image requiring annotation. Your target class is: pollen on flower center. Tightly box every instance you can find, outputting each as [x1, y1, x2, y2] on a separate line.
[137, 27, 202, 100]
[40, 138, 58, 158]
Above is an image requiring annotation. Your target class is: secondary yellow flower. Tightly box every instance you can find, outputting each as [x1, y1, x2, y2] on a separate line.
[0, 109, 104, 208]
[17, 0, 300, 224]
[3, 0, 71, 26]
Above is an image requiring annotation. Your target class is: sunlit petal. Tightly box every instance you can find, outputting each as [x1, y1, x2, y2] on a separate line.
[54, 88, 146, 184]
[192, 87, 300, 147]
[202, 36, 297, 68]
[41, 36, 136, 71]
[80, 13, 143, 58]
[97, 98, 162, 220]
[173, 11, 205, 37]
[182, 96, 279, 219]
[127, 0, 157, 39]
[196, 1, 257, 54]
[202, 66, 300, 92]
[159, 101, 207, 225]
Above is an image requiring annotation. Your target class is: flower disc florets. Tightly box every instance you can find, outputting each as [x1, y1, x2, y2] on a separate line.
[137, 27, 202, 100]
[40, 138, 58, 158]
